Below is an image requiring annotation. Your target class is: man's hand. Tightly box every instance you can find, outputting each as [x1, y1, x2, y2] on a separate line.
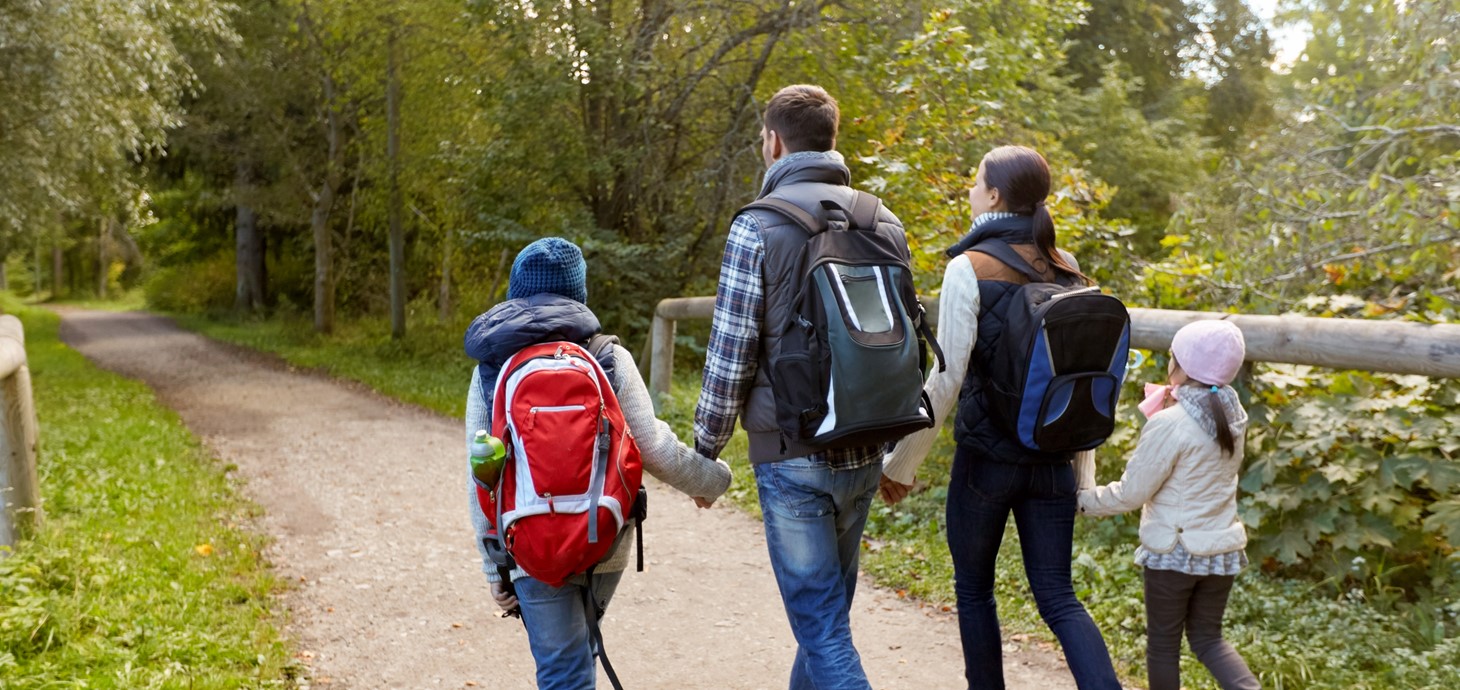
[879, 474, 913, 505]
[693, 496, 716, 509]
[490, 580, 518, 613]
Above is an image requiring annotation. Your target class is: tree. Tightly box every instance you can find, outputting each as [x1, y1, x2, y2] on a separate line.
[0, 0, 233, 292]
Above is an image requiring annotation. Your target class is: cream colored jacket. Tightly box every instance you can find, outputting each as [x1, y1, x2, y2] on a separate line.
[1078, 404, 1247, 556]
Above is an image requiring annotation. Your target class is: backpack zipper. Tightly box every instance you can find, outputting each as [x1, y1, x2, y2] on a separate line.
[528, 404, 588, 429]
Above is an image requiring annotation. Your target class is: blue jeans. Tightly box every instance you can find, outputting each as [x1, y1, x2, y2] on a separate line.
[754, 457, 880, 690]
[946, 446, 1120, 690]
[514, 571, 623, 690]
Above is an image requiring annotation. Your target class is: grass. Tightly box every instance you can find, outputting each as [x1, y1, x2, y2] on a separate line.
[145, 304, 1460, 689]
[0, 296, 295, 687]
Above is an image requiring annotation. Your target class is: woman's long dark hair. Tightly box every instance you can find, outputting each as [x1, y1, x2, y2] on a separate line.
[1178, 378, 1237, 456]
[980, 145, 1088, 284]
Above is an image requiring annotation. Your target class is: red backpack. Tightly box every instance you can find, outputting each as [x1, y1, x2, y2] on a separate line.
[475, 337, 644, 588]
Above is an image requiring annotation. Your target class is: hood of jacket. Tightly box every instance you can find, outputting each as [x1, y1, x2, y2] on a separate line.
[463, 293, 601, 368]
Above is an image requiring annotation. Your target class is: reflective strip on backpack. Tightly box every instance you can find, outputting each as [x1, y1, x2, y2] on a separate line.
[502, 495, 625, 534]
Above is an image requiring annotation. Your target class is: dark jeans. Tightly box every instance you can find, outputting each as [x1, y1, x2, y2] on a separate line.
[946, 446, 1120, 690]
[1144, 568, 1260, 690]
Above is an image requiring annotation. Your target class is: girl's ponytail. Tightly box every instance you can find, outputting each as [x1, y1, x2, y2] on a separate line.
[1187, 382, 1236, 456]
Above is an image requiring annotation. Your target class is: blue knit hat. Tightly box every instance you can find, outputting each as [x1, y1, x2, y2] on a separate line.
[507, 238, 588, 304]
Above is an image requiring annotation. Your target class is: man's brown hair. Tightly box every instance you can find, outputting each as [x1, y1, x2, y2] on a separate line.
[764, 85, 839, 153]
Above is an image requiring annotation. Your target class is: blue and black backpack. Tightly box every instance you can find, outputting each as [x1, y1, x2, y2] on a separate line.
[972, 240, 1130, 453]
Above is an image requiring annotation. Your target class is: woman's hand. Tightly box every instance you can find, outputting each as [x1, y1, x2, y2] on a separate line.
[879, 474, 913, 504]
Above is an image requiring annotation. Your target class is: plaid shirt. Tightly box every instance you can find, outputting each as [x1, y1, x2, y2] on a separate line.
[693, 210, 882, 470]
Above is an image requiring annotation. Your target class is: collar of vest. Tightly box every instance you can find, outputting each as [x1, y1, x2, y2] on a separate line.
[944, 214, 1036, 257]
[759, 151, 851, 198]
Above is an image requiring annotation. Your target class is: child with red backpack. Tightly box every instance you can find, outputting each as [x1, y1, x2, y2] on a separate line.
[464, 238, 731, 690]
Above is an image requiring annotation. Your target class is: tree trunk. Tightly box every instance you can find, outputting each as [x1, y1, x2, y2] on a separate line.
[438, 226, 452, 323]
[312, 183, 337, 334]
[486, 247, 510, 305]
[234, 162, 265, 312]
[51, 242, 63, 300]
[96, 218, 109, 299]
[386, 25, 406, 339]
[302, 7, 344, 335]
[311, 76, 344, 334]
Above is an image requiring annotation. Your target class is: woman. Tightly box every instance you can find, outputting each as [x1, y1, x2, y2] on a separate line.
[881, 146, 1121, 689]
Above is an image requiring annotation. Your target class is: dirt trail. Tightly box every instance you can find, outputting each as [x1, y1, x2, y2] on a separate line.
[55, 308, 1078, 690]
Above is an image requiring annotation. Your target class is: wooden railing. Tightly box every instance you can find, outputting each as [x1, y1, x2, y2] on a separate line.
[0, 314, 41, 554]
[644, 296, 1460, 409]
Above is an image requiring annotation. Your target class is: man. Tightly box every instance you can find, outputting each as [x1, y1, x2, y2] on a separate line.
[694, 84, 911, 690]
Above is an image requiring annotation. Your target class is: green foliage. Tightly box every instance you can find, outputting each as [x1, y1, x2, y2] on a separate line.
[0, 297, 294, 687]
[0, 0, 234, 235]
[144, 251, 237, 314]
[1167, 0, 1460, 308]
[1240, 366, 1460, 579]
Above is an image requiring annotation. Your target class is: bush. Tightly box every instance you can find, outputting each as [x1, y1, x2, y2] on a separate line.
[144, 250, 235, 313]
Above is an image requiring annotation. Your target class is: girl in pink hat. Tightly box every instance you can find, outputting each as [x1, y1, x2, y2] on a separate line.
[1078, 319, 1259, 690]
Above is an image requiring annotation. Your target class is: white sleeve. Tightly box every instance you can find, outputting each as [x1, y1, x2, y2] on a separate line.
[882, 257, 980, 484]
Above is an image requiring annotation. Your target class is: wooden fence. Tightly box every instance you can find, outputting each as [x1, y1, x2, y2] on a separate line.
[643, 295, 1460, 409]
[0, 314, 41, 554]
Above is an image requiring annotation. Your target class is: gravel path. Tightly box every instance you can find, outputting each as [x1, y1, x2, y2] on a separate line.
[56, 308, 1078, 690]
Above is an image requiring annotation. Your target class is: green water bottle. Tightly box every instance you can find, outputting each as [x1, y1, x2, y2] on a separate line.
[470, 429, 508, 488]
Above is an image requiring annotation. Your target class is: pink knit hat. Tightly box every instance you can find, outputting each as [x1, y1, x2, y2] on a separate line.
[1170, 320, 1246, 385]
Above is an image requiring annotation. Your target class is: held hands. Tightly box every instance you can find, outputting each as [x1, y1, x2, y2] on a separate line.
[693, 496, 716, 509]
[878, 473, 913, 505]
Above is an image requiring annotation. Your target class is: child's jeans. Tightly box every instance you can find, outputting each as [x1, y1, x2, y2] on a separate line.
[1143, 568, 1259, 690]
[515, 571, 623, 690]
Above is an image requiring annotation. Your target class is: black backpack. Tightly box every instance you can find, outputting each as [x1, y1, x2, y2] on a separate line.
[742, 190, 944, 450]
[971, 240, 1130, 453]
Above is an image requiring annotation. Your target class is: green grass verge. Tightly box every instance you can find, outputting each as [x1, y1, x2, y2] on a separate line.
[163, 307, 1459, 689]
[0, 297, 295, 688]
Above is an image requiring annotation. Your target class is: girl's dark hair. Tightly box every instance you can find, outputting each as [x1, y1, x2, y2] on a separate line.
[980, 145, 1088, 284]
[1179, 379, 1238, 456]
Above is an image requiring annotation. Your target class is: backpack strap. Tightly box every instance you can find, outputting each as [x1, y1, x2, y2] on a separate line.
[969, 239, 1046, 284]
[739, 197, 821, 235]
[739, 190, 883, 235]
[582, 566, 625, 690]
[822, 190, 881, 231]
[585, 333, 620, 386]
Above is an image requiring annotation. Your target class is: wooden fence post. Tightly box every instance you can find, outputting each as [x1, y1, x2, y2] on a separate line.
[0, 314, 41, 553]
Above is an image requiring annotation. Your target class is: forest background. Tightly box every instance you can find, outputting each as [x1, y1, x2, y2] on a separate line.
[2, 0, 1458, 687]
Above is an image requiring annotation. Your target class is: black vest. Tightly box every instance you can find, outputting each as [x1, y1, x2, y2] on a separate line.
[737, 157, 908, 462]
